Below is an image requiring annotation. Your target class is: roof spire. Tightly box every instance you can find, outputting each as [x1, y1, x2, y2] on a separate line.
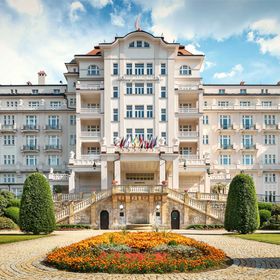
[135, 15, 141, 31]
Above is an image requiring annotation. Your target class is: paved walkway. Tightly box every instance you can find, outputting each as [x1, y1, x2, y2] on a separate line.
[0, 230, 279, 279]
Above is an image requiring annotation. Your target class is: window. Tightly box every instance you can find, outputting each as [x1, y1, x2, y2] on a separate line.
[219, 115, 231, 129]
[126, 173, 154, 181]
[219, 89, 225, 94]
[4, 115, 15, 125]
[264, 115, 276, 125]
[243, 154, 253, 165]
[135, 128, 144, 139]
[32, 89, 39, 94]
[113, 63, 118, 75]
[264, 134, 276, 145]
[70, 115, 76, 125]
[180, 65, 191, 75]
[147, 128, 153, 140]
[242, 115, 253, 129]
[69, 97, 76, 106]
[113, 108, 119, 121]
[50, 101, 61, 109]
[218, 101, 229, 107]
[3, 135, 15, 145]
[203, 115, 209, 125]
[135, 105, 144, 118]
[240, 101, 251, 107]
[147, 83, 153, 94]
[48, 135, 59, 147]
[26, 155, 37, 166]
[147, 105, 153, 118]
[262, 101, 272, 107]
[26, 115, 37, 126]
[135, 63, 144, 75]
[161, 132, 167, 143]
[135, 83, 144, 94]
[243, 135, 253, 148]
[136, 41, 142, 48]
[203, 135, 209, 144]
[220, 135, 231, 149]
[204, 101, 208, 107]
[147, 63, 153, 75]
[113, 86, 119, 98]
[161, 108, 167, 121]
[126, 83, 132, 95]
[6, 101, 18, 107]
[126, 63, 132, 75]
[180, 147, 192, 155]
[144, 41, 150, 48]
[4, 155, 15, 165]
[160, 63, 166, 75]
[265, 191, 276, 202]
[129, 41, 135, 48]
[264, 154, 276, 164]
[179, 125, 192, 132]
[265, 173, 276, 183]
[48, 115, 59, 128]
[261, 89, 269, 94]
[26, 135, 37, 148]
[87, 147, 100, 154]
[3, 174, 15, 183]
[126, 128, 132, 139]
[126, 105, 133, 118]
[160, 86, 166, 98]
[70, 134, 76, 145]
[87, 65, 99, 76]
[28, 101, 39, 108]
[113, 131, 119, 141]
[220, 154, 231, 165]
[53, 89, 60, 94]
[87, 125, 99, 132]
[240, 89, 247, 94]
[48, 155, 60, 166]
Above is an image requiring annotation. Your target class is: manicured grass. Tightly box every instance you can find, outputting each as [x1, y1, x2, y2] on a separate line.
[233, 233, 280, 245]
[0, 234, 49, 245]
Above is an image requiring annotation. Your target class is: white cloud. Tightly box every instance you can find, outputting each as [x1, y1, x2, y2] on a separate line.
[5, 0, 43, 16]
[185, 43, 204, 55]
[213, 64, 243, 79]
[88, 0, 112, 9]
[110, 11, 125, 27]
[69, 1, 85, 22]
[201, 60, 216, 72]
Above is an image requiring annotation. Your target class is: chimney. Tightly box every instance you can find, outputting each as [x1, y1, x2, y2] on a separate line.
[38, 70, 47, 85]
[240, 80, 245, 85]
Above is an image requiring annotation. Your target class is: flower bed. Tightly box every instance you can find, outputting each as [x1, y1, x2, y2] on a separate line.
[45, 232, 227, 274]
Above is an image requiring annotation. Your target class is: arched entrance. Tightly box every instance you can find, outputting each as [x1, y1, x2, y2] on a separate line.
[171, 210, 180, 229]
[100, 210, 109, 229]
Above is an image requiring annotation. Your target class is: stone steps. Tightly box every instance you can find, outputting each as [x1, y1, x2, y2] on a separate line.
[126, 224, 153, 230]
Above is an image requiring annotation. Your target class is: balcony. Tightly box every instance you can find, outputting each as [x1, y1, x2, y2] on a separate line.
[21, 145, 40, 152]
[21, 125, 40, 132]
[44, 125, 62, 131]
[219, 144, 235, 150]
[175, 85, 199, 93]
[44, 145, 62, 152]
[69, 154, 101, 166]
[0, 124, 17, 133]
[241, 144, 257, 151]
[179, 155, 205, 166]
[80, 131, 101, 140]
[119, 74, 159, 81]
[178, 131, 198, 141]
[80, 107, 101, 114]
[217, 124, 236, 131]
[241, 124, 257, 131]
[77, 82, 104, 91]
[264, 124, 279, 131]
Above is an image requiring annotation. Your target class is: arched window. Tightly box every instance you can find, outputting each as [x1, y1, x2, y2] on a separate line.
[88, 65, 100, 76]
[180, 65, 192, 75]
[144, 41, 150, 48]
[129, 41, 135, 48]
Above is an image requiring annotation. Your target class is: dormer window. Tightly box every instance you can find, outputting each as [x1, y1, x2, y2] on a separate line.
[129, 41, 135, 48]
[180, 65, 192, 75]
[144, 42, 150, 48]
[87, 65, 100, 76]
[136, 40, 142, 47]
[240, 89, 247, 94]
[129, 41, 150, 48]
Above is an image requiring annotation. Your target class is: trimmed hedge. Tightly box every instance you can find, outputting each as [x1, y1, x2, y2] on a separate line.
[0, 190, 15, 215]
[0, 216, 18, 230]
[19, 172, 56, 234]
[258, 202, 273, 211]
[186, 224, 224, 230]
[56, 224, 91, 230]
[259, 209, 271, 226]
[224, 174, 260, 234]
[8, 198, 21, 208]
[4, 207, 20, 224]
[261, 222, 280, 230]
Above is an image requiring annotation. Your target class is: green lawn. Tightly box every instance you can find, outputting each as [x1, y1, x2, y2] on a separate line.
[233, 233, 280, 245]
[0, 234, 49, 245]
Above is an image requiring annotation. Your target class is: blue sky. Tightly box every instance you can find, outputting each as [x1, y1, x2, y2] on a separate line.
[0, 0, 280, 85]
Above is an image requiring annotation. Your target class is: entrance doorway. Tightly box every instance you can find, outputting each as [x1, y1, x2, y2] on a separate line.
[171, 210, 180, 229]
[100, 210, 109, 229]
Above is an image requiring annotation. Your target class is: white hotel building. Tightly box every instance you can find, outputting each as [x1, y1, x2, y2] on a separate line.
[0, 30, 279, 203]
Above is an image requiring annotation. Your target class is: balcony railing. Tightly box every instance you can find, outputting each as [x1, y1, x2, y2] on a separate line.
[264, 124, 278, 130]
[179, 155, 205, 166]
[220, 144, 234, 150]
[69, 154, 101, 166]
[175, 85, 199, 91]
[21, 125, 40, 131]
[178, 131, 198, 138]
[113, 185, 164, 194]
[178, 108, 199, 114]
[21, 145, 40, 152]
[241, 124, 257, 130]
[0, 124, 17, 132]
[80, 107, 101, 114]
[45, 125, 62, 131]
[242, 144, 257, 150]
[80, 131, 101, 138]
[45, 145, 62, 151]
[218, 124, 234, 130]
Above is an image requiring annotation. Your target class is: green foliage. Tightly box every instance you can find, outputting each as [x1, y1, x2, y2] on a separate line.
[271, 204, 280, 220]
[0, 190, 15, 215]
[259, 209, 271, 226]
[19, 172, 56, 234]
[167, 240, 178, 246]
[0, 216, 17, 230]
[53, 185, 63, 194]
[4, 207, 20, 224]
[224, 174, 260, 234]
[261, 222, 280, 230]
[186, 224, 224, 230]
[56, 224, 91, 230]
[8, 198, 21, 208]
[258, 202, 273, 211]
[211, 183, 228, 194]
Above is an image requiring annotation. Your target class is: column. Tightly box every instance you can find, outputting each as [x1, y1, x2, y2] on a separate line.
[203, 172, 211, 193]
[69, 170, 75, 193]
[159, 159, 166, 184]
[114, 160, 121, 184]
[76, 117, 81, 158]
[101, 161, 108, 190]
[172, 157, 179, 189]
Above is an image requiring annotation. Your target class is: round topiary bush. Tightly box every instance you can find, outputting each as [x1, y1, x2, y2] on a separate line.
[4, 207, 20, 224]
[224, 173, 260, 234]
[259, 209, 271, 227]
[0, 216, 18, 230]
[19, 172, 55, 234]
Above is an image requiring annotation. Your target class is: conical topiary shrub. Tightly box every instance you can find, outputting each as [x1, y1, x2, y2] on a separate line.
[19, 172, 55, 234]
[224, 173, 259, 234]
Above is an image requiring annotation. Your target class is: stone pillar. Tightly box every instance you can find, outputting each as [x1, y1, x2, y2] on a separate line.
[161, 196, 168, 228]
[204, 172, 211, 193]
[69, 170, 75, 193]
[114, 160, 121, 184]
[172, 157, 179, 189]
[159, 159, 166, 183]
[76, 117, 81, 158]
[148, 195, 154, 224]
[90, 193, 97, 229]
[68, 201, 75, 224]
[112, 195, 119, 228]
[101, 161, 108, 190]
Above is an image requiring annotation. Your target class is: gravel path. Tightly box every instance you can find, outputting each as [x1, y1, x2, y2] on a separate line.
[0, 230, 279, 280]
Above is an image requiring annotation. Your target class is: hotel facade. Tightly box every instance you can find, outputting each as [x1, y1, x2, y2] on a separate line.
[0, 30, 279, 227]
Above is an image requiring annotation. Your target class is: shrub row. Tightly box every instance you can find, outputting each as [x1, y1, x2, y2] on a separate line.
[56, 224, 91, 230]
[186, 224, 224, 230]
